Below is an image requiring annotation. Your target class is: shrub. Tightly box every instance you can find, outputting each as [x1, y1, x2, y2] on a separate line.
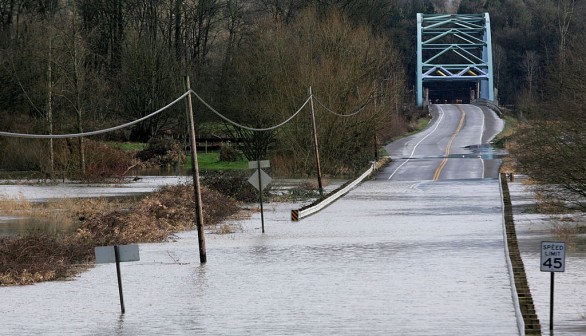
[81, 140, 137, 181]
[219, 142, 241, 162]
[201, 170, 259, 202]
[136, 138, 185, 167]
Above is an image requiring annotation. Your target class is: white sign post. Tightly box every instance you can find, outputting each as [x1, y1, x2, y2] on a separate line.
[248, 160, 271, 233]
[95, 244, 140, 313]
[541, 241, 566, 332]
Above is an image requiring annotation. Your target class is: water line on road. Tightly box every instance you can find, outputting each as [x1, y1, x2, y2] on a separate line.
[433, 106, 466, 181]
[388, 105, 446, 180]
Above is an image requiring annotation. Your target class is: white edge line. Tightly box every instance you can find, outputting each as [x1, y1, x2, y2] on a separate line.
[388, 105, 446, 180]
[480, 106, 486, 179]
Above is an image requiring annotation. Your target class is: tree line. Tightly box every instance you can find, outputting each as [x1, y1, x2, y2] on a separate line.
[0, 0, 435, 177]
[1, 0, 584, 194]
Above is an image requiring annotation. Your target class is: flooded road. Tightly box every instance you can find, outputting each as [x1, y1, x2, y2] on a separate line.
[0, 179, 520, 335]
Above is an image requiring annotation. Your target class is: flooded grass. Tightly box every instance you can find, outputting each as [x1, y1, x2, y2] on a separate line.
[0, 194, 131, 235]
[0, 184, 242, 286]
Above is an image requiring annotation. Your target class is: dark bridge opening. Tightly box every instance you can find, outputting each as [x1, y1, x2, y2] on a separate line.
[425, 81, 478, 104]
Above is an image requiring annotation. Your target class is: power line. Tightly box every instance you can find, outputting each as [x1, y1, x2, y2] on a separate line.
[312, 95, 369, 117]
[0, 91, 191, 139]
[0, 89, 359, 139]
[190, 90, 311, 132]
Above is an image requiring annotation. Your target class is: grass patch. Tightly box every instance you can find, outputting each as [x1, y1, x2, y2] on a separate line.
[414, 117, 431, 131]
[188, 152, 248, 170]
[390, 115, 431, 142]
[107, 141, 248, 171]
[492, 114, 518, 148]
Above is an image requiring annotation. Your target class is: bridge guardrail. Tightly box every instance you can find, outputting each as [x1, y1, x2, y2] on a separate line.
[472, 98, 503, 117]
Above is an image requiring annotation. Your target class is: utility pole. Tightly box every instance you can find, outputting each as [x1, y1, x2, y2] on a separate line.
[184, 76, 207, 263]
[309, 87, 323, 197]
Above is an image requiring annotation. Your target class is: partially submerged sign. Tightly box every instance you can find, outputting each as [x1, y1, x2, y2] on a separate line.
[540, 241, 566, 332]
[248, 160, 271, 233]
[95, 244, 140, 264]
[94, 244, 140, 314]
[248, 170, 272, 191]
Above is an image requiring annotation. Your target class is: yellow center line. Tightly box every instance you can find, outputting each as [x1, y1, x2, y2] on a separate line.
[433, 105, 466, 181]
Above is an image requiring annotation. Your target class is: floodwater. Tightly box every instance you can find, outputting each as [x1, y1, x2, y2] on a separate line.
[0, 176, 192, 235]
[0, 178, 521, 335]
[509, 180, 586, 335]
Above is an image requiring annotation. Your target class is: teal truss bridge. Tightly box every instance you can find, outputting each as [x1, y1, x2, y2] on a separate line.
[416, 13, 494, 107]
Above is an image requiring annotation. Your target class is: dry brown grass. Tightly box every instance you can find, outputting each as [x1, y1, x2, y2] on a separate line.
[214, 223, 242, 235]
[0, 184, 241, 286]
[0, 193, 33, 213]
[551, 215, 586, 245]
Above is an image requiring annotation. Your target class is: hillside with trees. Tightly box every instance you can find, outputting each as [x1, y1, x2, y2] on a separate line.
[0, 0, 436, 179]
[0, 0, 585, 201]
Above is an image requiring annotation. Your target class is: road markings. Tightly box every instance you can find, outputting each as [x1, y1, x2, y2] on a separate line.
[477, 105, 486, 179]
[433, 105, 466, 181]
[388, 106, 446, 180]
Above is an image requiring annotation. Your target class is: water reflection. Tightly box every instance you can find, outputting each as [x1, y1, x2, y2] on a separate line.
[0, 176, 189, 236]
[0, 216, 77, 236]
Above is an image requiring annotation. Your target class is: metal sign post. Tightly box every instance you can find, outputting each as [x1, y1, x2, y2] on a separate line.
[248, 160, 271, 233]
[540, 241, 566, 331]
[95, 244, 140, 314]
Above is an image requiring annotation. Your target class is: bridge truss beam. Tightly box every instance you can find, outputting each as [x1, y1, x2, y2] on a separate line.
[416, 13, 494, 107]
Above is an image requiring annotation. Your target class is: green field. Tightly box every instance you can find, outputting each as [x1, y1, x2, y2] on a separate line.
[110, 142, 247, 171]
[187, 152, 248, 170]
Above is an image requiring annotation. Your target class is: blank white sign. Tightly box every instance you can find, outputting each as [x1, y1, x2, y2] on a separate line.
[95, 245, 140, 264]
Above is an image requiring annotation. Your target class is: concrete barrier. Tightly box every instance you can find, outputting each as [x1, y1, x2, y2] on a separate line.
[500, 173, 542, 335]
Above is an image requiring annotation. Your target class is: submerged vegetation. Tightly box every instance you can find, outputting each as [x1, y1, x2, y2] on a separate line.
[0, 184, 240, 286]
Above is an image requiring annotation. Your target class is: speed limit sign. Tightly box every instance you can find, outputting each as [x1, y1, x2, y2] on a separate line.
[541, 241, 566, 272]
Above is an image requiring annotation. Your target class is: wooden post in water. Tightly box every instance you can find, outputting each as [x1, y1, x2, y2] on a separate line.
[309, 87, 323, 197]
[184, 76, 207, 263]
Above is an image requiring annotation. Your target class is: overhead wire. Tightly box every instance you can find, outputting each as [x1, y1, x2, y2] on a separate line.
[0, 89, 356, 139]
[312, 94, 370, 117]
[0, 91, 191, 139]
[190, 89, 311, 132]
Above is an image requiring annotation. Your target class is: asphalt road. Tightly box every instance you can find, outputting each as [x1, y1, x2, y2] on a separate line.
[378, 104, 504, 181]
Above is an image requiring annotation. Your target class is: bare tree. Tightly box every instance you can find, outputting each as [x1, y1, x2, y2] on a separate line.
[556, 0, 575, 60]
[521, 50, 539, 98]
[510, 36, 586, 211]
[224, 7, 403, 175]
